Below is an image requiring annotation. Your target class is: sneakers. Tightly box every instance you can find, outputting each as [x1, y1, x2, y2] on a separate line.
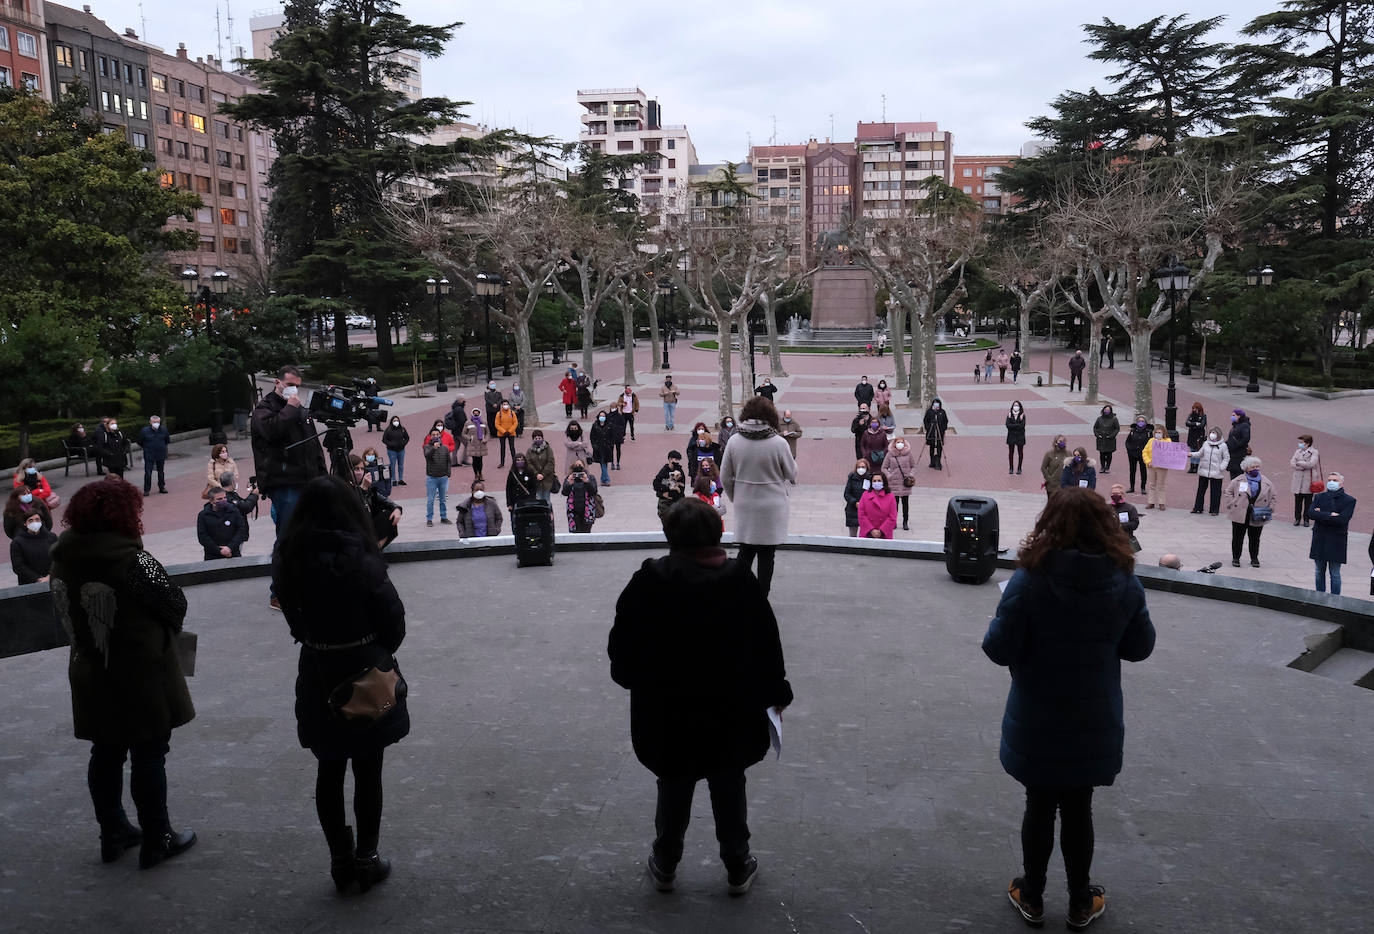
[646, 855, 675, 892]
[1006, 877, 1045, 928]
[1250, 558, 1260, 568]
[1232, 558, 1241, 567]
[1066, 885, 1106, 930]
[440, 518, 452, 525]
[426, 520, 434, 527]
[727, 855, 758, 896]
[269, 596, 282, 612]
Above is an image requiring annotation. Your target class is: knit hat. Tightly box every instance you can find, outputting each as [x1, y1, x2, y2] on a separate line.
[1233, 408, 1245, 416]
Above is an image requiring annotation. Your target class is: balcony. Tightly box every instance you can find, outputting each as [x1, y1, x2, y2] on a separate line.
[3, 5, 43, 27]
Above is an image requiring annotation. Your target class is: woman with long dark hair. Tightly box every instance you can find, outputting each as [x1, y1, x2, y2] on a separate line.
[983, 487, 1155, 930]
[273, 476, 410, 894]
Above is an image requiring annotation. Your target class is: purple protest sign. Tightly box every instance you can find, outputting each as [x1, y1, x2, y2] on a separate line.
[1151, 440, 1191, 471]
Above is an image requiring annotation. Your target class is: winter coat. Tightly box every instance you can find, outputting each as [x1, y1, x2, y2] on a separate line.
[1093, 414, 1120, 453]
[873, 386, 892, 408]
[484, 387, 504, 415]
[273, 528, 408, 758]
[718, 422, 737, 450]
[1185, 439, 1221, 480]
[854, 382, 875, 407]
[205, 456, 239, 492]
[1005, 412, 1026, 448]
[1061, 459, 1097, 490]
[850, 415, 871, 451]
[1223, 473, 1277, 526]
[780, 418, 803, 459]
[1040, 447, 1068, 487]
[563, 434, 593, 470]
[561, 475, 599, 531]
[197, 502, 248, 559]
[1225, 417, 1251, 468]
[687, 438, 723, 478]
[881, 441, 917, 496]
[249, 393, 327, 493]
[494, 408, 519, 437]
[1111, 500, 1140, 535]
[457, 496, 505, 537]
[653, 463, 688, 511]
[996, 351, 1010, 370]
[11, 526, 56, 584]
[609, 550, 793, 779]
[525, 441, 558, 493]
[1308, 489, 1356, 564]
[1010, 352, 1023, 373]
[659, 384, 680, 404]
[1185, 411, 1208, 450]
[857, 489, 898, 539]
[922, 405, 949, 446]
[4, 496, 52, 540]
[605, 410, 628, 444]
[719, 422, 797, 546]
[559, 376, 579, 405]
[508, 388, 525, 411]
[589, 421, 615, 464]
[755, 383, 778, 401]
[442, 403, 467, 438]
[859, 425, 889, 464]
[1124, 423, 1152, 458]
[97, 430, 130, 471]
[984, 552, 1155, 788]
[382, 422, 410, 453]
[843, 471, 868, 527]
[424, 439, 453, 478]
[1142, 437, 1170, 468]
[49, 531, 194, 745]
[1068, 354, 1086, 375]
[139, 424, 171, 460]
[429, 428, 456, 452]
[505, 466, 539, 510]
[1290, 446, 1320, 494]
[617, 391, 640, 414]
[461, 423, 488, 458]
[13, 470, 54, 504]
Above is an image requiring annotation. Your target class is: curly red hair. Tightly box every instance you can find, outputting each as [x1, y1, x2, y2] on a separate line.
[1018, 486, 1134, 574]
[62, 477, 144, 538]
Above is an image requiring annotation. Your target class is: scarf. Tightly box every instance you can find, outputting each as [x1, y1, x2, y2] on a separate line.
[471, 416, 484, 442]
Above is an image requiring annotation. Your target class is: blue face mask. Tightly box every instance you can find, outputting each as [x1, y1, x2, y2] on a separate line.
[19, 493, 32, 504]
[1326, 480, 1341, 493]
[25, 467, 36, 475]
[1247, 470, 1260, 479]
[365, 454, 376, 463]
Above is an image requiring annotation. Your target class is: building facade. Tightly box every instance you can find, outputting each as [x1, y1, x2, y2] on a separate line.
[250, 11, 421, 102]
[855, 121, 954, 221]
[576, 86, 697, 227]
[804, 139, 857, 267]
[44, 4, 151, 148]
[0, 0, 48, 94]
[951, 154, 1017, 215]
[748, 144, 807, 270]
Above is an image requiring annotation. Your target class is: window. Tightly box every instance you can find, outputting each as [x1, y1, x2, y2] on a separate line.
[234, 126, 243, 141]
[790, 167, 801, 181]
[124, 64, 134, 84]
[235, 183, 247, 199]
[137, 67, 146, 88]
[195, 208, 213, 224]
[770, 168, 787, 180]
[667, 178, 675, 188]
[211, 90, 227, 104]
[962, 185, 972, 194]
[963, 168, 973, 177]
[667, 158, 675, 169]
[234, 153, 246, 170]
[616, 140, 633, 151]
[771, 187, 785, 199]
[101, 91, 111, 111]
[140, 101, 148, 120]
[110, 58, 119, 76]
[218, 179, 234, 197]
[239, 239, 254, 255]
[157, 105, 170, 124]
[667, 139, 675, 150]
[195, 175, 211, 193]
[132, 132, 149, 149]
[198, 236, 216, 253]
[192, 144, 209, 163]
[173, 109, 186, 126]
[215, 121, 229, 139]
[216, 150, 232, 167]
[55, 46, 73, 68]
[152, 73, 167, 92]
[790, 187, 800, 200]
[172, 79, 185, 97]
[789, 204, 801, 219]
[219, 208, 237, 225]
[78, 49, 88, 70]
[223, 237, 238, 253]
[188, 84, 204, 103]
[125, 98, 135, 118]
[111, 93, 121, 113]
[176, 140, 189, 158]
[0, 27, 8, 52]
[158, 137, 173, 154]
[188, 114, 206, 133]
[158, 170, 175, 188]
[757, 168, 767, 183]
[178, 172, 192, 188]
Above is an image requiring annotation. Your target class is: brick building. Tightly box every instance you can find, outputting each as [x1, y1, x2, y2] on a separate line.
[0, 0, 48, 94]
[951, 154, 1017, 215]
[804, 139, 858, 266]
[855, 121, 954, 221]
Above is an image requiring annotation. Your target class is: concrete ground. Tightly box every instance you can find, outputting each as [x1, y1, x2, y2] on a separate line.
[3, 550, 1372, 933]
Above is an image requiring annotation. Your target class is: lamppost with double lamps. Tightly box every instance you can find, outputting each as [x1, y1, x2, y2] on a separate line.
[1245, 265, 1274, 392]
[181, 267, 231, 444]
[1153, 259, 1191, 439]
[475, 272, 505, 384]
[657, 280, 675, 370]
[425, 276, 450, 393]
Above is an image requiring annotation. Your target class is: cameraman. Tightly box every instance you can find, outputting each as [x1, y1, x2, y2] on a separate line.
[251, 366, 327, 606]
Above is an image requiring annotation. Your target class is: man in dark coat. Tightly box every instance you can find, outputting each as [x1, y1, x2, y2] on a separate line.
[197, 489, 249, 559]
[250, 365, 327, 537]
[853, 376, 874, 408]
[1308, 472, 1356, 595]
[1224, 409, 1251, 479]
[483, 381, 503, 427]
[609, 498, 793, 897]
[1067, 350, 1086, 391]
[139, 415, 172, 495]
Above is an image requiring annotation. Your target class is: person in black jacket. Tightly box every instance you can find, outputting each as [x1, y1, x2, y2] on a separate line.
[272, 476, 410, 895]
[609, 497, 793, 897]
[605, 406, 628, 470]
[1123, 415, 1152, 494]
[10, 511, 56, 584]
[197, 488, 249, 559]
[843, 459, 869, 536]
[1225, 408, 1251, 479]
[687, 425, 723, 482]
[139, 415, 172, 495]
[505, 453, 539, 512]
[652, 450, 687, 522]
[1184, 403, 1207, 473]
[98, 418, 131, 478]
[250, 365, 328, 540]
[215, 471, 259, 539]
[922, 397, 949, 470]
[1005, 402, 1026, 475]
[381, 416, 411, 487]
[854, 376, 874, 408]
[589, 410, 616, 485]
[348, 455, 403, 548]
[850, 405, 872, 460]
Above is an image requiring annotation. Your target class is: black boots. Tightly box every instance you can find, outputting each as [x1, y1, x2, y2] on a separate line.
[354, 851, 392, 893]
[327, 826, 356, 893]
[139, 828, 197, 869]
[99, 816, 142, 863]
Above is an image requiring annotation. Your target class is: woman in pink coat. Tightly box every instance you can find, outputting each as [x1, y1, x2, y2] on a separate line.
[880, 436, 917, 531]
[858, 475, 898, 539]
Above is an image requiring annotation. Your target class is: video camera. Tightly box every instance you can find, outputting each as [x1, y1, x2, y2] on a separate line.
[306, 377, 395, 428]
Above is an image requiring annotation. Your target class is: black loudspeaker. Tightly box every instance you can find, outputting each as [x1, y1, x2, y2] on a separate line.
[944, 496, 999, 584]
[513, 500, 555, 567]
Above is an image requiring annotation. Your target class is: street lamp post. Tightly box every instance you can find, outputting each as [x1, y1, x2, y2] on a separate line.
[181, 267, 231, 444]
[1244, 265, 1274, 393]
[475, 272, 505, 384]
[657, 280, 675, 370]
[425, 276, 449, 392]
[1153, 260, 1191, 439]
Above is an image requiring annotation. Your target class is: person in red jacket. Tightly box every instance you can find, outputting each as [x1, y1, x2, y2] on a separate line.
[558, 371, 579, 418]
[13, 459, 60, 509]
[858, 475, 898, 539]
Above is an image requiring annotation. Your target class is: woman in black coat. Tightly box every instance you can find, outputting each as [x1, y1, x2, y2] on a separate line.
[609, 498, 793, 895]
[922, 398, 949, 470]
[1123, 415, 1152, 494]
[983, 488, 1155, 929]
[273, 476, 409, 895]
[1225, 409, 1251, 479]
[843, 459, 869, 537]
[1184, 403, 1207, 473]
[1005, 401, 1026, 475]
[605, 406, 628, 469]
[589, 410, 616, 484]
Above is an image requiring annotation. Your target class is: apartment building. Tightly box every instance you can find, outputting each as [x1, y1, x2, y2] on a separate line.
[748, 144, 808, 270]
[855, 121, 954, 221]
[44, 4, 151, 148]
[687, 161, 754, 227]
[952, 154, 1017, 215]
[576, 86, 697, 226]
[0, 0, 48, 94]
[398, 121, 570, 205]
[804, 139, 857, 266]
[249, 11, 421, 102]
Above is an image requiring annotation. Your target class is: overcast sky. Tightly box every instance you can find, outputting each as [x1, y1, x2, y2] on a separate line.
[84, 0, 1279, 161]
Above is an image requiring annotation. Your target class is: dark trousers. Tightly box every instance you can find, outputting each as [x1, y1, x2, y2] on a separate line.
[143, 457, 166, 493]
[1069, 372, 1082, 391]
[1126, 454, 1146, 491]
[316, 751, 385, 854]
[1294, 492, 1313, 523]
[1194, 476, 1223, 514]
[498, 435, 517, 465]
[736, 544, 777, 596]
[897, 495, 910, 523]
[1231, 523, 1263, 562]
[1008, 444, 1024, 471]
[613, 442, 624, 466]
[625, 413, 635, 439]
[1099, 450, 1113, 472]
[472, 455, 484, 479]
[88, 736, 172, 840]
[928, 443, 943, 469]
[564, 403, 574, 417]
[652, 771, 750, 871]
[515, 408, 525, 436]
[1020, 786, 1094, 903]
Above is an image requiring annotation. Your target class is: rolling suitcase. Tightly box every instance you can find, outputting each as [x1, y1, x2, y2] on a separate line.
[513, 500, 555, 567]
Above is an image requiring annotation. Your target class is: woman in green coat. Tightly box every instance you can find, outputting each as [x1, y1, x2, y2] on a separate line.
[49, 478, 197, 870]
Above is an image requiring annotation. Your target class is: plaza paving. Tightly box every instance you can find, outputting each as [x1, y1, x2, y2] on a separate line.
[3, 550, 1373, 933]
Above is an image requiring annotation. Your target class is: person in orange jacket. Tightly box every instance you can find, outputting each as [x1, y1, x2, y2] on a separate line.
[494, 401, 519, 468]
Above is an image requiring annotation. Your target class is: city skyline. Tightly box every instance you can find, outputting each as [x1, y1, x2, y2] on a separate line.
[54, 0, 1279, 162]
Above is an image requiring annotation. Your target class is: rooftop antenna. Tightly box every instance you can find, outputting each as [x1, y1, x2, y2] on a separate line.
[139, 1, 147, 40]
[770, 114, 777, 145]
[829, 112, 834, 140]
[215, 4, 223, 63]
[881, 94, 886, 122]
[226, 2, 236, 63]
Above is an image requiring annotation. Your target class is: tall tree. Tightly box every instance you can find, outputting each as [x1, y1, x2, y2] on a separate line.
[225, 0, 492, 366]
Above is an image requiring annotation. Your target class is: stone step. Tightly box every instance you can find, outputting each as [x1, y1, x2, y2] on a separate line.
[1309, 646, 1374, 688]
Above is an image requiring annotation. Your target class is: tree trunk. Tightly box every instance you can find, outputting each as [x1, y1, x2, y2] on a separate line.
[739, 315, 756, 402]
[647, 294, 661, 374]
[1018, 300, 1032, 360]
[715, 316, 734, 422]
[908, 314, 927, 409]
[18, 417, 31, 461]
[1271, 354, 1280, 399]
[622, 300, 636, 387]
[761, 293, 788, 377]
[582, 312, 595, 380]
[1130, 330, 1154, 420]
[373, 302, 394, 369]
[514, 321, 539, 427]
[1085, 316, 1105, 404]
[334, 307, 348, 361]
[920, 319, 938, 407]
[890, 303, 908, 390]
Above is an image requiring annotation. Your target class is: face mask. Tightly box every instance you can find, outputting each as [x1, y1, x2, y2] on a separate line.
[515, 461, 526, 469]
[599, 416, 606, 423]
[569, 428, 581, 436]
[861, 379, 868, 384]
[435, 426, 445, 433]
[1056, 442, 1066, 450]
[857, 467, 867, 475]
[1074, 456, 1083, 464]
[895, 442, 904, 449]
[472, 413, 481, 421]
[1298, 442, 1306, 449]
[502, 404, 510, 410]
[150, 420, 161, 429]
[108, 423, 117, 431]
[26, 520, 42, 533]
[1155, 433, 1164, 440]
[1231, 415, 1238, 423]
[25, 467, 36, 475]
[725, 421, 734, 428]
[872, 481, 885, 491]
[513, 384, 519, 391]
[282, 385, 299, 399]
[1012, 406, 1021, 414]
[1210, 434, 1220, 442]
[932, 402, 940, 409]
[1104, 409, 1112, 416]
[392, 420, 400, 427]
[214, 499, 229, 511]
[473, 490, 486, 500]
[365, 454, 376, 463]
[1327, 480, 1341, 492]
[764, 380, 771, 386]
[879, 382, 886, 389]
[19, 493, 32, 504]
[489, 383, 496, 390]
[783, 416, 791, 423]
[533, 438, 545, 446]
[665, 380, 672, 386]
[1247, 469, 1260, 479]
[1137, 421, 1146, 428]
[1111, 495, 1124, 504]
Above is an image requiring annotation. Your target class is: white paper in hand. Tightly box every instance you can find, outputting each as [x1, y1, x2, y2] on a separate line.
[766, 707, 783, 759]
[998, 579, 1010, 593]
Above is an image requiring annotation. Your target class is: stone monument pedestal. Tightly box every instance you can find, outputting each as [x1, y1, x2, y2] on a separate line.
[810, 266, 875, 331]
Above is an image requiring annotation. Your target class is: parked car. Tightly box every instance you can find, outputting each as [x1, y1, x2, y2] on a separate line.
[345, 313, 372, 329]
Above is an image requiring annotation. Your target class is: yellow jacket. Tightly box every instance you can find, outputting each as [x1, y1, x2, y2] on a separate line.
[1142, 436, 1168, 468]
[494, 408, 519, 437]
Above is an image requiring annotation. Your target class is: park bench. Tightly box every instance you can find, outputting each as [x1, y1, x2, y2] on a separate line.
[1208, 358, 1232, 385]
[61, 441, 92, 477]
